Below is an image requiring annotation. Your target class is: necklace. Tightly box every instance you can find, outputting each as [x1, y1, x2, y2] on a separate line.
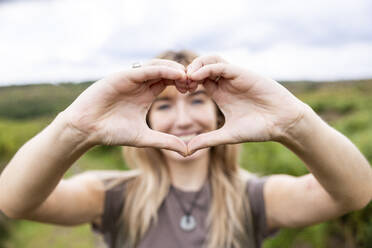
[171, 184, 205, 232]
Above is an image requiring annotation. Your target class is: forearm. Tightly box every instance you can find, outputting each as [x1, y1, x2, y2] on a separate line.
[279, 104, 372, 209]
[0, 112, 94, 217]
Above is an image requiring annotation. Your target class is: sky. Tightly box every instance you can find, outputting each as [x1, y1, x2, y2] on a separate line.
[0, 0, 371, 86]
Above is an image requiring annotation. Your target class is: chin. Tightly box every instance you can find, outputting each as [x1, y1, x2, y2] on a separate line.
[162, 147, 210, 162]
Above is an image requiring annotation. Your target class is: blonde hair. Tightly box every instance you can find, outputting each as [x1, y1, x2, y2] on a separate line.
[111, 50, 255, 248]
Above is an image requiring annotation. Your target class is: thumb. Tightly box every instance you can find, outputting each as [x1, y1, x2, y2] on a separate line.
[187, 127, 232, 155]
[202, 79, 217, 96]
[138, 128, 188, 156]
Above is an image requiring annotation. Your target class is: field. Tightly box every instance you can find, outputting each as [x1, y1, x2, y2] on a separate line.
[0, 79, 371, 248]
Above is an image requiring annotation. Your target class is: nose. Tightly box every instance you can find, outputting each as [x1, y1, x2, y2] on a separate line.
[174, 101, 193, 129]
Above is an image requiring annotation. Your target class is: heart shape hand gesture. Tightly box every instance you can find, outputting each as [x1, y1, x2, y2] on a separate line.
[62, 56, 307, 156]
[62, 59, 189, 155]
[186, 55, 307, 155]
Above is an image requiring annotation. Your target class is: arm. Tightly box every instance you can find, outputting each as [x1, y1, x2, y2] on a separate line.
[185, 55, 372, 230]
[0, 59, 188, 223]
[264, 104, 372, 229]
[0, 113, 94, 218]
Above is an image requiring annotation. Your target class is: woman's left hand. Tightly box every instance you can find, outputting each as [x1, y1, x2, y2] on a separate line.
[186, 55, 308, 155]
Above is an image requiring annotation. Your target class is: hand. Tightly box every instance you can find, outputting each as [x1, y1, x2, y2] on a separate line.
[185, 55, 307, 155]
[62, 59, 188, 156]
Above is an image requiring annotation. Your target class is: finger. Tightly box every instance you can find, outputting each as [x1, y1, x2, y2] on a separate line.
[163, 80, 189, 93]
[126, 65, 186, 83]
[187, 127, 232, 155]
[188, 80, 199, 93]
[144, 59, 186, 72]
[202, 79, 217, 96]
[138, 129, 188, 156]
[187, 55, 228, 77]
[175, 80, 188, 93]
[145, 78, 162, 85]
[143, 59, 187, 89]
[163, 79, 176, 86]
[149, 81, 166, 96]
[146, 79, 175, 88]
[189, 63, 237, 82]
[146, 79, 185, 96]
[176, 84, 188, 94]
[158, 83, 187, 94]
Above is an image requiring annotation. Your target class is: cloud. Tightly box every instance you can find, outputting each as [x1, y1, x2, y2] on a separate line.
[222, 42, 372, 80]
[0, 0, 371, 85]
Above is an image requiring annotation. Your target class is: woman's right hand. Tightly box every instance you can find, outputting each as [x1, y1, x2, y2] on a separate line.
[61, 59, 188, 156]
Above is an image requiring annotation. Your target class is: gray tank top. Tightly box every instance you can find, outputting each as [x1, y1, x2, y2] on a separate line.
[91, 176, 278, 248]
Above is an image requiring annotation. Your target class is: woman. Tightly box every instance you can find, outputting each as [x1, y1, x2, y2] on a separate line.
[0, 50, 371, 248]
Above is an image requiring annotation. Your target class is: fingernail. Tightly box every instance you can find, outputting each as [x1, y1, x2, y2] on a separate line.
[187, 146, 195, 156]
[181, 150, 188, 157]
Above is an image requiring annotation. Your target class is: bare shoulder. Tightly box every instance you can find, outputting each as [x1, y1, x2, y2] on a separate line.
[238, 168, 258, 182]
[70, 169, 141, 194]
[76, 169, 141, 184]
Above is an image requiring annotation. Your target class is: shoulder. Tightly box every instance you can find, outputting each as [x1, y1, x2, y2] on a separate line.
[71, 169, 140, 216]
[239, 169, 268, 208]
[78, 169, 141, 190]
[238, 168, 257, 182]
[239, 170, 279, 242]
[88, 169, 140, 232]
[238, 168, 267, 192]
[80, 169, 141, 182]
[238, 169, 269, 218]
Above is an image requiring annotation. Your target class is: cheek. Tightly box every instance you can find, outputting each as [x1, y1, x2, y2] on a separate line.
[209, 113, 218, 130]
[148, 111, 173, 132]
[197, 104, 218, 130]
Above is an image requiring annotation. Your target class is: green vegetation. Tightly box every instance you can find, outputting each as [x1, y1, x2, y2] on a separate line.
[0, 79, 371, 247]
[0, 82, 92, 120]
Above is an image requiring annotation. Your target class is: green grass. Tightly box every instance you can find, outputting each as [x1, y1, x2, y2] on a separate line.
[0, 117, 51, 170]
[4, 221, 97, 248]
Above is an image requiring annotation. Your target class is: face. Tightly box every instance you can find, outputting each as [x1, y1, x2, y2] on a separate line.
[148, 85, 218, 162]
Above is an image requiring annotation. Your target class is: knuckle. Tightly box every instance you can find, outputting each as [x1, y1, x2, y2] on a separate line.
[211, 54, 221, 60]
[146, 59, 184, 71]
[213, 55, 227, 64]
[143, 68, 151, 79]
[194, 56, 206, 65]
[155, 68, 163, 78]
[168, 60, 184, 68]
[147, 58, 163, 65]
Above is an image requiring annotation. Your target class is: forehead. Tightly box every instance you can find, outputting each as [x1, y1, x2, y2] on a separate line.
[157, 85, 208, 99]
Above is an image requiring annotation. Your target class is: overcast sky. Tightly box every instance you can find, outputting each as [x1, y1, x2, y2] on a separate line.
[0, 0, 371, 86]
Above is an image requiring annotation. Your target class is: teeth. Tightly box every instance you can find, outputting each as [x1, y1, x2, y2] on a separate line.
[178, 134, 197, 142]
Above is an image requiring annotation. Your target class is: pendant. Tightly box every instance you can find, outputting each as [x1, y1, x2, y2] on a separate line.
[180, 215, 196, 231]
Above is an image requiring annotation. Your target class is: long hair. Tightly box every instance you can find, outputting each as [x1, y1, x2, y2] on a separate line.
[109, 50, 255, 248]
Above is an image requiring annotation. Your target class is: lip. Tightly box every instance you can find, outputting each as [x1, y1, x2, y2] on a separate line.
[173, 131, 201, 137]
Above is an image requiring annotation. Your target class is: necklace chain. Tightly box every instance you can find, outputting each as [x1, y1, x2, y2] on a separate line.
[172, 184, 205, 217]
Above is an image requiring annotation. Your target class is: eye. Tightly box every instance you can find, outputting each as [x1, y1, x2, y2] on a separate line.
[191, 99, 204, 105]
[157, 104, 170, 110]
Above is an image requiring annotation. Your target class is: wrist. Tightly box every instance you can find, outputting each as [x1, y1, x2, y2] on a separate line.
[52, 111, 97, 151]
[276, 103, 325, 149]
